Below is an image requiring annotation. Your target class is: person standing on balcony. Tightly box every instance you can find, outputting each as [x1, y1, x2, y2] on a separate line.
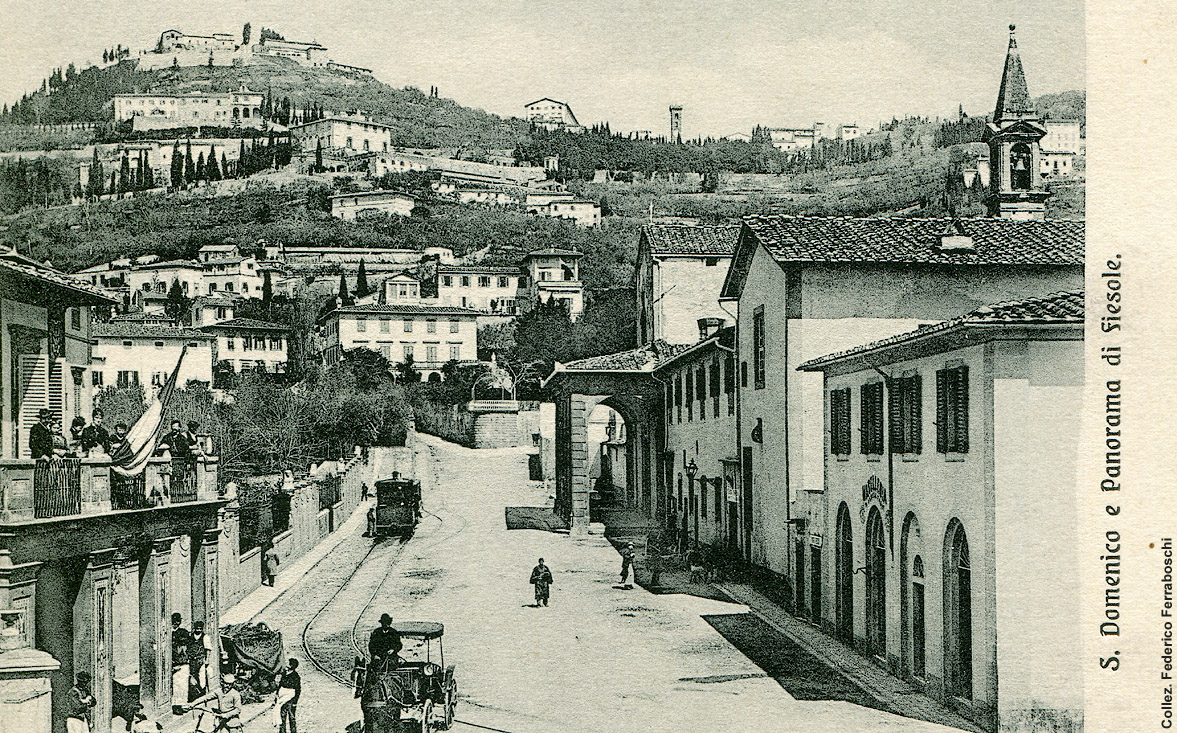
[29, 409, 54, 460]
[184, 421, 205, 457]
[160, 419, 195, 500]
[69, 417, 87, 455]
[50, 418, 69, 458]
[107, 422, 130, 459]
[81, 408, 110, 455]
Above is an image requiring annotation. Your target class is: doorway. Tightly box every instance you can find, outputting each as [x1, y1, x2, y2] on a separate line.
[835, 504, 854, 642]
[944, 520, 972, 699]
[810, 546, 822, 625]
[865, 508, 887, 659]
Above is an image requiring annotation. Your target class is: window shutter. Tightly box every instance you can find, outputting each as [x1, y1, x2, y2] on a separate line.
[840, 388, 851, 454]
[954, 366, 969, 453]
[860, 385, 870, 455]
[936, 369, 948, 453]
[888, 379, 902, 453]
[911, 375, 922, 454]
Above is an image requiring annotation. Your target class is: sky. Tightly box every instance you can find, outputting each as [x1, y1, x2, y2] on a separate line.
[0, 0, 1084, 138]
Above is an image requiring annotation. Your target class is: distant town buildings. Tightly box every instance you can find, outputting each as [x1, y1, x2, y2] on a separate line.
[112, 86, 265, 130]
[524, 98, 585, 133]
[412, 247, 585, 319]
[366, 151, 547, 187]
[1039, 119, 1082, 178]
[199, 317, 291, 375]
[290, 116, 393, 154]
[319, 304, 481, 380]
[92, 323, 216, 389]
[330, 190, 417, 220]
[74, 243, 275, 301]
[158, 28, 237, 52]
[140, 27, 333, 70]
[252, 38, 328, 66]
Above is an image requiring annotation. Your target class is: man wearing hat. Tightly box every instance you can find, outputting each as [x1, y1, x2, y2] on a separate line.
[368, 613, 402, 667]
[30, 408, 55, 460]
[66, 671, 97, 733]
[184, 673, 243, 731]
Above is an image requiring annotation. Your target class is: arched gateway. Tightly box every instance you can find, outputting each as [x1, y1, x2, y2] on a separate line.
[542, 342, 681, 532]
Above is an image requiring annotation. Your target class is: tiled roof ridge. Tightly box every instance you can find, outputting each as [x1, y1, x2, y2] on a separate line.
[742, 213, 1085, 224]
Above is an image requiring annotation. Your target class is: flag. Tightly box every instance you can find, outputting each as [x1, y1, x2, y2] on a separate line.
[112, 346, 186, 477]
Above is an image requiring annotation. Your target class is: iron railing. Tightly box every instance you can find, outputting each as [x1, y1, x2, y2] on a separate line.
[169, 458, 199, 503]
[110, 472, 149, 510]
[33, 458, 82, 518]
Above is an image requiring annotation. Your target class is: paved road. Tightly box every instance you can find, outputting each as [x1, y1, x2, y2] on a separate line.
[244, 435, 960, 733]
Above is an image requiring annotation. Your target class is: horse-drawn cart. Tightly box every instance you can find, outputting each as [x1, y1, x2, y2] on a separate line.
[353, 621, 456, 733]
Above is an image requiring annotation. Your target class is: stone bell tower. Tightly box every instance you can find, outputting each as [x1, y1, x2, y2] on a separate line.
[984, 25, 1050, 219]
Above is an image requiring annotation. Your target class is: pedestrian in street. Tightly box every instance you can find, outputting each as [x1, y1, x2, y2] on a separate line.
[171, 613, 192, 714]
[189, 621, 212, 697]
[66, 671, 96, 733]
[368, 613, 403, 667]
[530, 558, 553, 607]
[184, 673, 243, 732]
[365, 505, 376, 537]
[29, 408, 55, 460]
[620, 542, 636, 587]
[361, 482, 371, 500]
[273, 658, 300, 733]
[263, 544, 280, 587]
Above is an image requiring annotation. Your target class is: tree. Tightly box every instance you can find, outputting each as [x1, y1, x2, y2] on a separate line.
[261, 270, 273, 312]
[355, 260, 370, 298]
[314, 138, 323, 173]
[170, 140, 183, 188]
[243, 22, 252, 45]
[337, 273, 352, 306]
[207, 145, 221, 181]
[118, 153, 130, 196]
[510, 297, 575, 373]
[395, 356, 421, 384]
[165, 278, 190, 323]
[87, 147, 104, 199]
[184, 140, 196, 183]
[196, 152, 206, 182]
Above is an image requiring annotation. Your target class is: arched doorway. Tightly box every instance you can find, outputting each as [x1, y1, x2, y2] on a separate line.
[900, 512, 925, 681]
[586, 404, 627, 510]
[835, 504, 854, 642]
[944, 520, 973, 699]
[865, 508, 887, 659]
[1010, 142, 1033, 190]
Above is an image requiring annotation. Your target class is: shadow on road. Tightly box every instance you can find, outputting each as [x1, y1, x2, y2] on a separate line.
[504, 506, 568, 532]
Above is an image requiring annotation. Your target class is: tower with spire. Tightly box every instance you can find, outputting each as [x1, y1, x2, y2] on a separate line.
[984, 25, 1050, 219]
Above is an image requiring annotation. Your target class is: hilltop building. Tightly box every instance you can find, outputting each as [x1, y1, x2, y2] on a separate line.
[669, 105, 683, 141]
[112, 87, 264, 131]
[252, 38, 328, 66]
[330, 190, 416, 220]
[524, 98, 584, 133]
[157, 29, 237, 52]
[318, 304, 480, 380]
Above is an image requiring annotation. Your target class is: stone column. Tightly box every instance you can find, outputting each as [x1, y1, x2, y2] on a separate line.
[74, 549, 115, 733]
[110, 546, 140, 693]
[568, 395, 590, 533]
[0, 550, 58, 733]
[217, 499, 241, 610]
[192, 530, 221, 684]
[139, 538, 176, 711]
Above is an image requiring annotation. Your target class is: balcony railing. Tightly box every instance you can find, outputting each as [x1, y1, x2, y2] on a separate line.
[33, 459, 82, 518]
[1, 454, 220, 522]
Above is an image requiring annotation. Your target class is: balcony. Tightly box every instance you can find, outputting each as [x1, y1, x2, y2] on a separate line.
[0, 455, 220, 522]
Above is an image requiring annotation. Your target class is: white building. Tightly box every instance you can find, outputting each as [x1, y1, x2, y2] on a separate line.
[158, 29, 237, 52]
[368, 151, 547, 187]
[112, 87, 264, 130]
[199, 318, 290, 374]
[290, 116, 392, 154]
[319, 304, 480, 380]
[190, 295, 239, 327]
[523, 98, 584, 132]
[636, 224, 740, 345]
[92, 323, 216, 390]
[253, 38, 328, 66]
[1041, 119, 1082, 154]
[330, 190, 416, 220]
[124, 260, 205, 299]
[835, 124, 861, 140]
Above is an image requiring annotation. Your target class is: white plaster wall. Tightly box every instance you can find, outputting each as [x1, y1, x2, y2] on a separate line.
[652, 256, 733, 346]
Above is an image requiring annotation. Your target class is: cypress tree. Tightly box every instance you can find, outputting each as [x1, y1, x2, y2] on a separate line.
[196, 151, 206, 181]
[338, 273, 352, 306]
[207, 145, 221, 181]
[184, 140, 196, 182]
[355, 260, 370, 297]
[171, 140, 183, 187]
[238, 139, 247, 177]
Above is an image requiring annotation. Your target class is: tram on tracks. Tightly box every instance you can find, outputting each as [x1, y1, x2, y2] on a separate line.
[353, 621, 457, 733]
[374, 472, 422, 539]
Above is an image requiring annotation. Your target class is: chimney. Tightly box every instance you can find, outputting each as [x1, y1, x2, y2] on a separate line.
[697, 317, 725, 341]
[937, 220, 974, 252]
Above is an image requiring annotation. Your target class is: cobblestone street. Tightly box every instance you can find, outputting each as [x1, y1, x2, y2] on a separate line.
[235, 435, 964, 733]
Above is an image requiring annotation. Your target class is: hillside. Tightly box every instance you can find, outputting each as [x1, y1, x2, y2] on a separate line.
[1, 56, 529, 149]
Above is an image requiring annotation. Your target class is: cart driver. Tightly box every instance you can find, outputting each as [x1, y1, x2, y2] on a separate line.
[369, 613, 403, 668]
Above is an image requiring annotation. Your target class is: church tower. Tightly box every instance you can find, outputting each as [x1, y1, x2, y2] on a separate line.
[984, 25, 1050, 219]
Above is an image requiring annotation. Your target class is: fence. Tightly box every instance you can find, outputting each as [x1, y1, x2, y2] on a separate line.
[168, 458, 199, 503]
[33, 458, 82, 518]
[110, 472, 149, 510]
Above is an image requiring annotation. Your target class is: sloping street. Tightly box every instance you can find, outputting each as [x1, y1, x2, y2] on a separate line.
[235, 435, 964, 733]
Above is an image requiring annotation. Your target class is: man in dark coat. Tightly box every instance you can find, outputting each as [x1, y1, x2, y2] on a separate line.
[530, 558, 553, 606]
[171, 613, 192, 714]
[368, 613, 403, 666]
[66, 671, 96, 733]
[80, 408, 110, 455]
[160, 420, 190, 458]
[29, 408, 54, 460]
[620, 543, 637, 587]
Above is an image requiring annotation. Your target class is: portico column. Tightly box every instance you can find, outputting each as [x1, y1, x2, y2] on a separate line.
[75, 549, 116, 733]
[139, 537, 176, 711]
[192, 529, 221, 683]
[110, 546, 139, 697]
[568, 394, 590, 533]
[0, 550, 58, 733]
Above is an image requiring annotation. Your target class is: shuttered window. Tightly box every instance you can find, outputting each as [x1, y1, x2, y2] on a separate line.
[675, 373, 683, 423]
[753, 306, 766, 389]
[709, 359, 721, 418]
[889, 375, 922, 454]
[860, 382, 884, 454]
[696, 365, 707, 422]
[686, 369, 694, 421]
[936, 366, 969, 453]
[830, 387, 852, 455]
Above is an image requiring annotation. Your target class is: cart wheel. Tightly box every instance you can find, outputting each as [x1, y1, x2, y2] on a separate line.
[421, 699, 434, 732]
[443, 684, 456, 729]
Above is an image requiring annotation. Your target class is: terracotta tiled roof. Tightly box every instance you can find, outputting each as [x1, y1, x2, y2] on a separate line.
[135, 258, 202, 270]
[742, 215, 1083, 265]
[562, 340, 689, 372]
[642, 224, 740, 256]
[94, 323, 212, 340]
[525, 248, 583, 258]
[330, 304, 481, 317]
[437, 265, 523, 275]
[799, 290, 1084, 370]
[0, 251, 116, 304]
[198, 318, 291, 332]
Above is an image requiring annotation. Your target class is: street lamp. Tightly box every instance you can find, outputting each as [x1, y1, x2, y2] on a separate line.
[686, 459, 698, 480]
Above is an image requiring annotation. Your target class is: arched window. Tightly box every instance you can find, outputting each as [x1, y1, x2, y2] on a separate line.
[1010, 143, 1033, 190]
[944, 520, 973, 699]
[911, 555, 926, 679]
